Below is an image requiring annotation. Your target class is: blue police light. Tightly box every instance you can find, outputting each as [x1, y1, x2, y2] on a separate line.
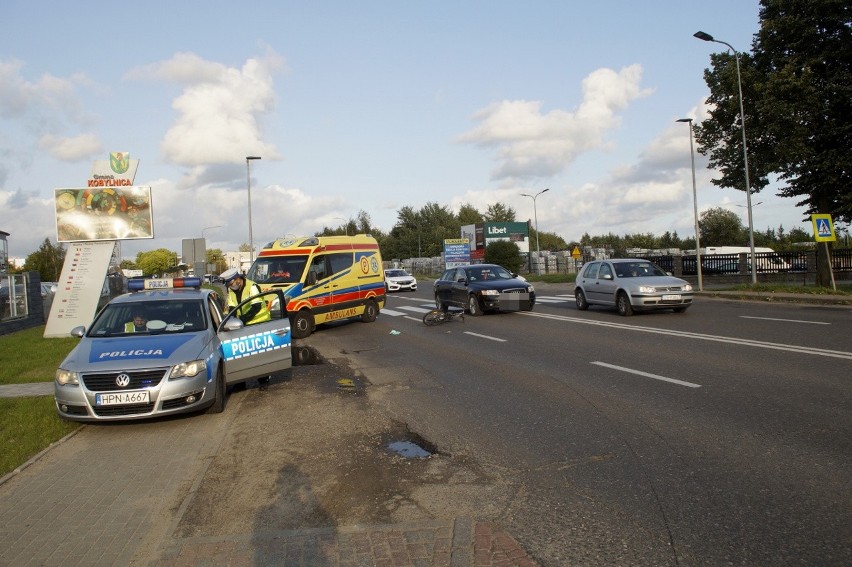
[128, 277, 203, 292]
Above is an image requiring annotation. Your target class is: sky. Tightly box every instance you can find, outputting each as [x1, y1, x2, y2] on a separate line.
[0, 0, 813, 263]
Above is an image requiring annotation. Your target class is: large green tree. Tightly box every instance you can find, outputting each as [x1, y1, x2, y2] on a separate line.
[23, 238, 66, 281]
[699, 207, 746, 246]
[136, 249, 179, 276]
[483, 203, 516, 222]
[694, 0, 851, 285]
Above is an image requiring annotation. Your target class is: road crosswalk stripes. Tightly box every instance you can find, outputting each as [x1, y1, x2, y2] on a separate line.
[380, 297, 570, 317]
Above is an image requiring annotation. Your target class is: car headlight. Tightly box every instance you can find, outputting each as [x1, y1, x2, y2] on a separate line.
[55, 368, 79, 386]
[682, 284, 694, 292]
[480, 289, 499, 296]
[527, 285, 534, 293]
[170, 359, 207, 379]
[638, 286, 656, 293]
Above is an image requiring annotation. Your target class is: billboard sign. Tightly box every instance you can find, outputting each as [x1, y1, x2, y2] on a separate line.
[443, 239, 470, 268]
[54, 186, 153, 242]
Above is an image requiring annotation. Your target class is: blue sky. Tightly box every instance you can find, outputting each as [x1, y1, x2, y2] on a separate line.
[1, 0, 809, 261]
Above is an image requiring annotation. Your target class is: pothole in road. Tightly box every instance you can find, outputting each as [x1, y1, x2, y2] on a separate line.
[292, 345, 322, 366]
[384, 428, 438, 459]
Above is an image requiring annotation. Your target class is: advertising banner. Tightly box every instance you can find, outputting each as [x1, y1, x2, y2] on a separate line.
[443, 239, 470, 268]
[54, 186, 153, 242]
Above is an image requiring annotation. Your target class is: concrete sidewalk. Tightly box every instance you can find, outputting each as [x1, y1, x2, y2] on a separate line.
[0, 387, 539, 567]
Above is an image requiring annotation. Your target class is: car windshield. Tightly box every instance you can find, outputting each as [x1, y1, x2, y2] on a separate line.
[613, 262, 667, 278]
[88, 299, 207, 337]
[466, 266, 514, 281]
[247, 256, 308, 284]
[386, 270, 407, 277]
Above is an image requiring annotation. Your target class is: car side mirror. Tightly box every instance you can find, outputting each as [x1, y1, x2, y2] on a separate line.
[305, 271, 317, 286]
[602, 273, 613, 280]
[222, 318, 244, 332]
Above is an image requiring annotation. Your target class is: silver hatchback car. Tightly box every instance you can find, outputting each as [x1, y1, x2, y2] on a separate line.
[575, 259, 693, 316]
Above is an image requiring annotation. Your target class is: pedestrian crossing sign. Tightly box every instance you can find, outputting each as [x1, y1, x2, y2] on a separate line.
[811, 214, 836, 242]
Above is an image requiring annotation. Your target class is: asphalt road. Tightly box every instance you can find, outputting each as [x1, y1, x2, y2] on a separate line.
[2, 283, 848, 566]
[304, 282, 852, 565]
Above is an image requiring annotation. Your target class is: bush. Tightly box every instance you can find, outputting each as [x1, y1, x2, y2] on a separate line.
[484, 240, 523, 273]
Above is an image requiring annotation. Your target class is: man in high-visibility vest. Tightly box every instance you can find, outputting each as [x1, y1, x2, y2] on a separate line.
[220, 268, 271, 325]
[125, 310, 148, 333]
[219, 268, 272, 388]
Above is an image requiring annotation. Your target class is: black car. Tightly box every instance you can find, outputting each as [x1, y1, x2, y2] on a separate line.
[433, 264, 535, 316]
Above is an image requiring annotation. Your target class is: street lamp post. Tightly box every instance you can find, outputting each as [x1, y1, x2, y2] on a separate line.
[201, 225, 222, 241]
[676, 118, 703, 291]
[520, 188, 549, 275]
[245, 156, 261, 263]
[694, 31, 757, 284]
[333, 217, 349, 236]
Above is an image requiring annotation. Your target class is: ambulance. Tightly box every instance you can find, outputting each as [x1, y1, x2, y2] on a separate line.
[245, 235, 385, 338]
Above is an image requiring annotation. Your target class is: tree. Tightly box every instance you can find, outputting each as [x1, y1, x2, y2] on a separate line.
[483, 203, 516, 222]
[693, 0, 851, 285]
[207, 248, 226, 274]
[136, 249, 178, 276]
[535, 230, 568, 251]
[484, 240, 523, 273]
[457, 203, 483, 225]
[699, 208, 746, 246]
[23, 238, 65, 281]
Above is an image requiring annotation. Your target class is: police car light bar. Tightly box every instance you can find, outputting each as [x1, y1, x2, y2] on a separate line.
[128, 277, 203, 291]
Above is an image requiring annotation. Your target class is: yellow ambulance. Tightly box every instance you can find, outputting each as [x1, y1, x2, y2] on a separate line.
[245, 235, 385, 338]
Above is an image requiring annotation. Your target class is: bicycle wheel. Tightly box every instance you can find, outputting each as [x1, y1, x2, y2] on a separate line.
[423, 309, 445, 326]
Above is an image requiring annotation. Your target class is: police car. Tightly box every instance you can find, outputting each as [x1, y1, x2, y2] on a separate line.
[54, 277, 291, 422]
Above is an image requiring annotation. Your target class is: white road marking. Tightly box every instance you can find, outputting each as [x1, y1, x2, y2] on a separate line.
[739, 316, 830, 325]
[591, 361, 701, 388]
[464, 331, 507, 342]
[379, 308, 406, 317]
[399, 305, 434, 313]
[519, 311, 852, 360]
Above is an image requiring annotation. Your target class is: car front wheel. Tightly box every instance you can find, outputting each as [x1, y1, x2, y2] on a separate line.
[206, 366, 226, 414]
[575, 289, 588, 311]
[361, 299, 378, 322]
[468, 294, 483, 316]
[616, 291, 634, 316]
[290, 310, 314, 339]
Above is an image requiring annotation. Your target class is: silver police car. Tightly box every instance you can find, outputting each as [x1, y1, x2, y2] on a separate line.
[54, 277, 291, 422]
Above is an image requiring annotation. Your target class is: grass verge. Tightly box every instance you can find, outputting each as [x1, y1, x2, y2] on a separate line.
[0, 397, 80, 477]
[0, 325, 81, 478]
[0, 325, 79, 385]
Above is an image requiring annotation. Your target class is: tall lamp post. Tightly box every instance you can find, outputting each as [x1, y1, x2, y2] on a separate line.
[520, 188, 549, 275]
[676, 118, 703, 291]
[201, 225, 222, 241]
[333, 217, 349, 236]
[694, 31, 756, 284]
[245, 156, 261, 263]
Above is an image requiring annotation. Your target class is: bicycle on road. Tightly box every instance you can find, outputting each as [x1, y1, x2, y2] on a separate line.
[422, 307, 465, 326]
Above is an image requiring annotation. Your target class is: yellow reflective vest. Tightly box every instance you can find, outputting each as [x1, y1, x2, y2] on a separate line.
[226, 278, 271, 325]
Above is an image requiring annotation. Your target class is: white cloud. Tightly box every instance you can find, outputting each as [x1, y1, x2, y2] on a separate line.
[39, 133, 102, 162]
[126, 50, 287, 167]
[457, 64, 653, 181]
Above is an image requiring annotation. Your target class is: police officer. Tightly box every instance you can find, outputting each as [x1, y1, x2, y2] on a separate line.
[125, 310, 148, 332]
[219, 268, 272, 388]
[220, 268, 271, 325]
